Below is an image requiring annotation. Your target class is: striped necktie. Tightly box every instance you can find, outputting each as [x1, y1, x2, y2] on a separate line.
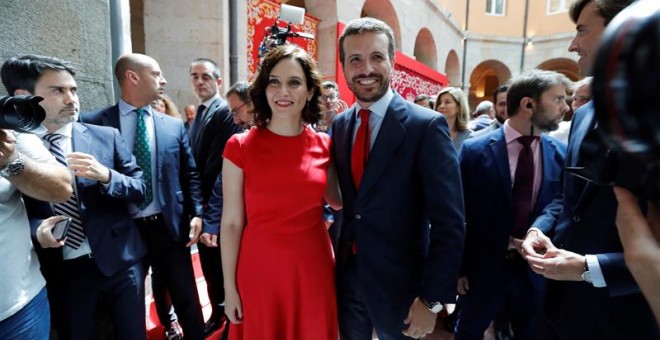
[42, 133, 86, 249]
[134, 108, 153, 210]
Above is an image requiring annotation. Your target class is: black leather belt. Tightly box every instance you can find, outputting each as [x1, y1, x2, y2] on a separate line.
[134, 213, 162, 224]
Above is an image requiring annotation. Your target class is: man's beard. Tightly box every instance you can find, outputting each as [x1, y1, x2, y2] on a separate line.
[531, 107, 561, 132]
[349, 74, 390, 103]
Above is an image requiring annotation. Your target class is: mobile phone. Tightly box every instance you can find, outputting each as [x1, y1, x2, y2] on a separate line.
[51, 217, 72, 241]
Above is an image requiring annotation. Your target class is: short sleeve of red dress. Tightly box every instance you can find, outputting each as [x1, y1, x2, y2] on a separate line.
[223, 133, 244, 169]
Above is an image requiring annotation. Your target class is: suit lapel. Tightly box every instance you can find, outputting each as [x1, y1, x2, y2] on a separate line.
[535, 135, 558, 214]
[336, 107, 357, 198]
[193, 98, 220, 150]
[356, 95, 406, 200]
[567, 102, 597, 210]
[153, 113, 164, 175]
[71, 122, 93, 190]
[489, 129, 513, 208]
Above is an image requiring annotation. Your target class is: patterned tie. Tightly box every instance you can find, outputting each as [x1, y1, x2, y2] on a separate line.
[189, 104, 206, 145]
[511, 136, 538, 237]
[134, 109, 153, 210]
[351, 109, 371, 189]
[42, 133, 86, 249]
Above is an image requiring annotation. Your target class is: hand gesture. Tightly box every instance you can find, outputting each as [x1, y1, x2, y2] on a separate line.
[67, 152, 110, 183]
[36, 215, 68, 248]
[402, 298, 436, 339]
[0, 129, 17, 168]
[200, 232, 218, 247]
[224, 288, 243, 324]
[186, 217, 202, 247]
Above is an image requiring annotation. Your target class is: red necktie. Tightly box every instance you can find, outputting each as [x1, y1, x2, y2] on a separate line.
[511, 136, 538, 237]
[351, 109, 371, 189]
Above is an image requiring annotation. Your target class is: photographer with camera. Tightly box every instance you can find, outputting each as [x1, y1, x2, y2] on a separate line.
[520, 0, 659, 338]
[0, 85, 73, 337]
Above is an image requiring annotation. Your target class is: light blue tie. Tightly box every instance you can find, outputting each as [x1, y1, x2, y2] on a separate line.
[134, 108, 153, 209]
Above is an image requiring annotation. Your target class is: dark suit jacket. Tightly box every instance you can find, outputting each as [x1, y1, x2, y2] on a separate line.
[532, 102, 659, 338]
[25, 122, 147, 277]
[331, 92, 465, 312]
[187, 97, 242, 203]
[458, 128, 565, 291]
[83, 105, 204, 243]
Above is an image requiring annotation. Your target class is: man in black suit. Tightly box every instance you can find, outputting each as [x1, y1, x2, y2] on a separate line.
[188, 58, 242, 334]
[332, 18, 465, 339]
[5, 54, 148, 340]
[521, 1, 659, 338]
[84, 53, 206, 339]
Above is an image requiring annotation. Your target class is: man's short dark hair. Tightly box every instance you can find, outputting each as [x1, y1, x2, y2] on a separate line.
[321, 81, 338, 91]
[507, 70, 571, 117]
[190, 58, 221, 79]
[493, 85, 509, 103]
[1, 54, 75, 95]
[339, 17, 395, 66]
[226, 81, 251, 104]
[570, 0, 634, 25]
[414, 94, 430, 103]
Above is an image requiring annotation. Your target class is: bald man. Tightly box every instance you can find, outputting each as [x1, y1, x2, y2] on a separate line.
[84, 53, 206, 339]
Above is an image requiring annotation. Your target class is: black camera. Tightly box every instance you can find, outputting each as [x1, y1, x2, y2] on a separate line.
[569, 0, 660, 200]
[0, 95, 47, 133]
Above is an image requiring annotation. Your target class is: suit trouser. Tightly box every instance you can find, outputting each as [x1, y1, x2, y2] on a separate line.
[455, 256, 542, 340]
[197, 241, 225, 321]
[338, 255, 409, 340]
[137, 216, 205, 340]
[62, 256, 145, 340]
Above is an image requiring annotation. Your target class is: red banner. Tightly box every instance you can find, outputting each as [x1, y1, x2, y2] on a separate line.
[247, 0, 319, 80]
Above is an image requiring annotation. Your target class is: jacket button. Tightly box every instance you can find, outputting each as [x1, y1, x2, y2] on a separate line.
[355, 214, 361, 220]
[573, 215, 581, 223]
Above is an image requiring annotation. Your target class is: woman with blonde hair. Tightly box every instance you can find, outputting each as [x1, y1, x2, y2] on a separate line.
[435, 87, 472, 150]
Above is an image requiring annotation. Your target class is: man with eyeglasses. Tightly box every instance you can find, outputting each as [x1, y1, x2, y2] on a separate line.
[225, 81, 254, 130]
[317, 81, 347, 134]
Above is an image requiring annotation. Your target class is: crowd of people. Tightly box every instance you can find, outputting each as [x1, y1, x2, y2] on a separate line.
[0, 1, 659, 340]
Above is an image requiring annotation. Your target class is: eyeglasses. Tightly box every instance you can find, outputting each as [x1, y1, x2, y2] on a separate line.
[230, 102, 248, 115]
[320, 95, 337, 102]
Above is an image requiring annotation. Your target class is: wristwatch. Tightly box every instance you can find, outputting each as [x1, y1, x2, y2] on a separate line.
[422, 299, 443, 314]
[0, 152, 26, 178]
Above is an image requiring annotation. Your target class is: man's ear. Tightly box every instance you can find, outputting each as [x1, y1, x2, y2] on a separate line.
[13, 89, 31, 96]
[216, 78, 223, 88]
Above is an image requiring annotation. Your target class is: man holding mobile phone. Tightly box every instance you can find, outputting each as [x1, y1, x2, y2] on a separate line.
[3, 54, 149, 340]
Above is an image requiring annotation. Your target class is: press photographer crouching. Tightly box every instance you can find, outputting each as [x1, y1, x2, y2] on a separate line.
[577, 0, 660, 326]
[0, 91, 72, 336]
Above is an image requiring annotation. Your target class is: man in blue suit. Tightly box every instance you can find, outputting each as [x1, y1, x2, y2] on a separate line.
[455, 70, 569, 339]
[84, 54, 206, 339]
[332, 18, 465, 339]
[4, 54, 148, 339]
[521, 0, 659, 338]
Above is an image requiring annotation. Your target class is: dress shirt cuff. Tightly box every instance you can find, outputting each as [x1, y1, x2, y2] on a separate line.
[586, 254, 607, 288]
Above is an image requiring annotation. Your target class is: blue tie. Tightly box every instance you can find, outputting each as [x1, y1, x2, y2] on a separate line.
[43, 133, 86, 249]
[189, 104, 206, 145]
[134, 109, 153, 210]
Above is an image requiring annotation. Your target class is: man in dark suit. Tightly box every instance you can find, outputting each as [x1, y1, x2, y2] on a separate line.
[5, 54, 148, 339]
[470, 85, 508, 138]
[84, 53, 206, 339]
[188, 58, 242, 334]
[455, 70, 569, 339]
[332, 18, 465, 339]
[521, 1, 659, 338]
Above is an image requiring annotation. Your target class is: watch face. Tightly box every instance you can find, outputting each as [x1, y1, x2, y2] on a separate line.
[429, 302, 443, 314]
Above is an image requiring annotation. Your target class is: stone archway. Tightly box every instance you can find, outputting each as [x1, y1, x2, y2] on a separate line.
[414, 28, 437, 69]
[468, 59, 511, 109]
[445, 50, 460, 87]
[537, 58, 581, 81]
[360, 0, 402, 51]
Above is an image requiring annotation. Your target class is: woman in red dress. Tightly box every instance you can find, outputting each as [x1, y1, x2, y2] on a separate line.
[220, 45, 342, 340]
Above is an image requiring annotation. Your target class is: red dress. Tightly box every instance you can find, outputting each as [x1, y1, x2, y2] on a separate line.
[223, 126, 338, 340]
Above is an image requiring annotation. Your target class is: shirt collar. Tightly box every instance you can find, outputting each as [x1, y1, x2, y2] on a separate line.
[202, 94, 220, 109]
[503, 120, 539, 145]
[118, 99, 153, 116]
[40, 122, 73, 140]
[355, 88, 394, 119]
